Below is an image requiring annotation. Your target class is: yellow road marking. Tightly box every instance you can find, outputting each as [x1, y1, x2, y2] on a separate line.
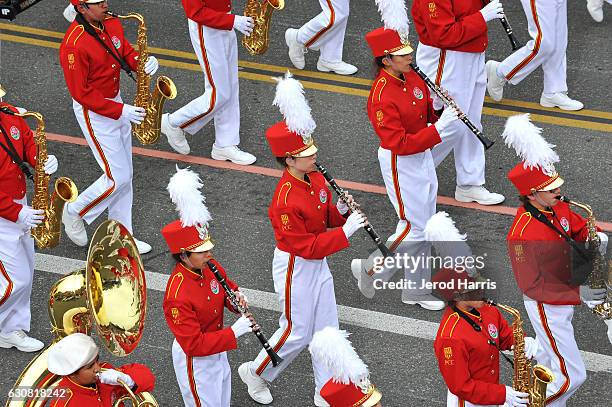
[1, 27, 610, 132]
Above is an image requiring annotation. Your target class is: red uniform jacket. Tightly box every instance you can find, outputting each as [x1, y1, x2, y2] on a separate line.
[270, 169, 349, 259]
[47, 362, 154, 407]
[0, 103, 36, 222]
[368, 69, 441, 156]
[163, 260, 240, 357]
[412, 0, 488, 53]
[507, 202, 591, 305]
[434, 305, 513, 405]
[59, 16, 139, 120]
[182, 0, 235, 30]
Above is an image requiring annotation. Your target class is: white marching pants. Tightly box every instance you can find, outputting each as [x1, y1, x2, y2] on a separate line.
[372, 148, 437, 300]
[69, 95, 133, 232]
[416, 44, 486, 187]
[446, 390, 497, 407]
[172, 339, 231, 407]
[297, 0, 350, 63]
[169, 20, 240, 148]
[524, 300, 586, 406]
[0, 197, 35, 335]
[251, 248, 338, 391]
[498, 0, 568, 95]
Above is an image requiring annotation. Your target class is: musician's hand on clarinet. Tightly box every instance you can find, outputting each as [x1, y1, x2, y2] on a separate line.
[434, 105, 460, 134]
[231, 315, 253, 338]
[342, 211, 367, 239]
[480, 0, 505, 22]
[235, 290, 249, 310]
[244, 312, 261, 332]
[336, 191, 358, 215]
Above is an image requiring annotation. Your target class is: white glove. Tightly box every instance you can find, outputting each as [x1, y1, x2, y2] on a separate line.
[121, 104, 146, 125]
[605, 319, 612, 346]
[480, 0, 505, 22]
[523, 336, 539, 359]
[504, 386, 529, 407]
[596, 232, 608, 256]
[342, 211, 367, 239]
[434, 106, 460, 134]
[336, 197, 349, 215]
[98, 369, 135, 388]
[432, 94, 444, 111]
[44, 155, 58, 175]
[233, 15, 254, 36]
[144, 56, 159, 76]
[231, 315, 253, 338]
[580, 285, 606, 303]
[17, 206, 44, 227]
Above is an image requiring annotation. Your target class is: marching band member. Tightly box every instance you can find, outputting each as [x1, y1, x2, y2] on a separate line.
[59, 0, 157, 254]
[238, 73, 367, 406]
[309, 327, 382, 407]
[0, 87, 57, 352]
[504, 114, 607, 406]
[284, 0, 357, 75]
[427, 212, 538, 407]
[486, 0, 584, 110]
[160, 0, 257, 165]
[412, 0, 505, 205]
[46, 333, 155, 406]
[162, 166, 257, 407]
[351, 0, 458, 310]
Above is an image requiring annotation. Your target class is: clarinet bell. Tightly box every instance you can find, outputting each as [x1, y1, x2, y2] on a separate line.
[482, 137, 495, 150]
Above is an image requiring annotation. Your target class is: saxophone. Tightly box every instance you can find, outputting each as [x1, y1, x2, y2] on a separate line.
[108, 12, 177, 145]
[242, 0, 285, 55]
[3, 109, 78, 249]
[558, 196, 612, 319]
[488, 301, 554, 407]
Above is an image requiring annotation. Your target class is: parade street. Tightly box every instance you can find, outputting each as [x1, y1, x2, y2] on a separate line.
[1, 1, 610, 406]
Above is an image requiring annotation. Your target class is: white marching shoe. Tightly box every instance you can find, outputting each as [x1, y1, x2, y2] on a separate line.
[161, 113, 190, 155]
[486, 60, 505, 102]
[587, 0, 604, 22]
[285, 28, 306, 69]
[62, 206, 88, 247]
[134, 239, 152, 255]
[211, 144, 256, 165]
[63, 5, 77, 23]
[402, 294, 445, 311]
[317, 59, 358, 76]
[455, 185, 505, 205]
[0, 330, 44, 352]
[351, 259, 375, 299]
[238, 362, 273, 405]
[314, 390, 330, 407]
[540, 92, 584, 111]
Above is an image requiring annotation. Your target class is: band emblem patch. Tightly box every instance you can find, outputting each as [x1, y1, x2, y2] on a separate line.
[280, 214, 291, 231]
[112, 36, 121, 49]
[560, 217, 570, 232]
[171, 307, 181, 324]
[488, 323, 498, 339]
[443, 346, 454, 365]
[413, 87, 424, 100]
[210, 279, 220, 295]
[428, 2, 438, 18]
[9, 126, 20, 140]
[514, 244, 525, 263]
[319, 189, 328, 204]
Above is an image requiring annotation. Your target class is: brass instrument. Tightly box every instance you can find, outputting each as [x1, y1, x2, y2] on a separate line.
[488, 301, 554, 407]
[108, 11, 177, 145]
[1, 108, 78, 249]
[98, 369, 158, 407]
[242, 0, 285, 55]
[558, 196, 612, 319]
[6, 220, 157, 407]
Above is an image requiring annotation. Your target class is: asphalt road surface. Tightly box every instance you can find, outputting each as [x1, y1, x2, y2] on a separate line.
[1, 1, 611, 406]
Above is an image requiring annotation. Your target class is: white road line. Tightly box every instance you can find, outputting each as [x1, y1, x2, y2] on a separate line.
[35, 253, 612, 374]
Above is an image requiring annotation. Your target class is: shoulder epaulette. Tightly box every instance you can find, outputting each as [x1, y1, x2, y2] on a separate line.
[66, 25, 85, 47]
[440, 312, 460, 338]
[370, 76, 388, 105]
[509, 212, 533, 238]
[276, 181, 292, 208]
[166, 272, 184, 300]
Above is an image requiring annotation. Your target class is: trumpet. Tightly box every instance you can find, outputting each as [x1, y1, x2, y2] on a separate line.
[207, 261, 283, 367]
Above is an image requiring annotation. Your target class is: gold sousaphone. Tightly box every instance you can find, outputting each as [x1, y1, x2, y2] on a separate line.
[6, 220, 157, 407]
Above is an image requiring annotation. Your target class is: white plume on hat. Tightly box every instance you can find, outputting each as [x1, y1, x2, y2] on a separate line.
[375, 0, 410, 41]
[309, 327, 369, 385]
[502, 114, 559, 174]
[272, 71, 316, 138]
[424, 211, 466, 242]
[167, 166, 211, 228]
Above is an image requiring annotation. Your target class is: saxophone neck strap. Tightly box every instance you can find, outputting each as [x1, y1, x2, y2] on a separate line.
[0, 108, 34, 181]
[75, 13, 136, 82]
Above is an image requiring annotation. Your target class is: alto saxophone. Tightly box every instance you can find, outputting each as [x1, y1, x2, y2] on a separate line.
[488, 301, 554, 407]
[242, 0, 285, 55]
[1, 108, 78, 249]
[108, 12, 177, 145]
[558, 196, 612, 319]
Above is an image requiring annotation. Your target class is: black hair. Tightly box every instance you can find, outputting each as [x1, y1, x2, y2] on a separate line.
[372, 56, 387, 78]
[275, 156, 289, 168]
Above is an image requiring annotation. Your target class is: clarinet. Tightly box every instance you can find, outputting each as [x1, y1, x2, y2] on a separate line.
[315, 162, 394, 258]
[487, 1, 522, 51]
[207, 260, 283, 367]
[409, 63, 495, 150]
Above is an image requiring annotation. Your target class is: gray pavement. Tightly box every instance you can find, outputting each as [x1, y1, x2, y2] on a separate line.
[1, 1, 611, 406]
